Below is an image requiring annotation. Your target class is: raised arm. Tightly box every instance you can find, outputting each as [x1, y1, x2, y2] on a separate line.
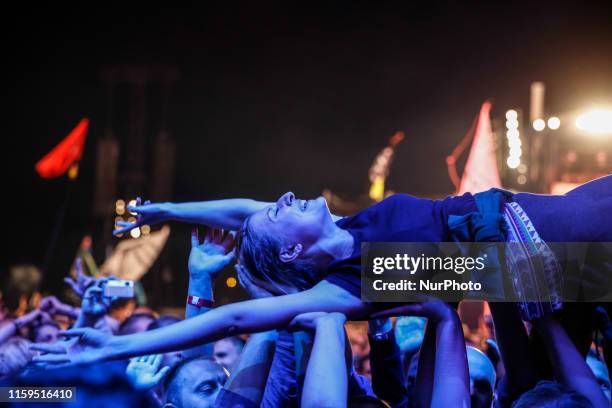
[32, 281, 370, 367]
[373, 301, 470, 408]
[114, 197, 342, 235]
[533, 314, 609, 408]
[114, 198, 270, 235]
[184, 227, 236, 357]
[288, 312, 349, 408]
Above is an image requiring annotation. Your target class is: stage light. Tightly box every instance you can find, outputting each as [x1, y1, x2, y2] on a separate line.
[507, 156, 520, 169]
[518, 164, 527, 174]
[130, 228, 141, 239]
[141, 225, 151, 235]
[506, 119, 519, 130]
[547, 116, 560, 130]
[506, 129, 519, 139]
[575, 108, 612, 134]
[116, 199, 126, 215]
[508, 138, 522, 148]
[128, 217, 137, 223]
[114, 216, 125, 238]
[505, 110, 518, 120]
[533, 119, 546, 131]
[509, 147, 522, 158]
[128, 199, 137, 215]
[226, 277, 237, 288]
[517, 175, 527, 185]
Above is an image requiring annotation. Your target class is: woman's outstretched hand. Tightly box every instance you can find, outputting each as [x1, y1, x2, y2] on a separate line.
[114, 198, 170, 236]
[30, 327, 112, 368]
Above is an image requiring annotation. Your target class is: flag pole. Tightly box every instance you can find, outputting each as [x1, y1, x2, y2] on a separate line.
[41, 164, 78, 274]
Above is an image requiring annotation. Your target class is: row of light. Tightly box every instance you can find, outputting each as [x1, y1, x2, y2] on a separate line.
[532, 109, 612, 134]
[532, 116, 561, 132]
[114, 199, 150, 239]
[505, 110, 522, 169]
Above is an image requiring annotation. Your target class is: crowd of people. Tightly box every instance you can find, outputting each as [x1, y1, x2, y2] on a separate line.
[1, 175, 612, 407]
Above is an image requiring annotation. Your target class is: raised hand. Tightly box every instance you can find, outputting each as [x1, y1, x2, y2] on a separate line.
[114, 198, 170, 236]
[13, 309, 43, 329]
[40, 296, 77, 318]
[80, 283, 112, 318]
[30, 327, 112, 368]
[64, 258, 95, 298]
[125, 354, 171, 391]
[188, 227, 236, 280]
[287, 312, 347, 333]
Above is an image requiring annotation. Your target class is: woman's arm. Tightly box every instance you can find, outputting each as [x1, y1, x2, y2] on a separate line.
[431, 313, 470, 408]
[115, 198, 343, 235]
[534, 315, 609, 408]
[219, 330, 278, 405]
[488, 303, 539, 406]
[115, 199, 270, 234]
[414, 321, 436, 408]
[373, 301, 470, 408]
[32, 281, 370, 366]
[298, 313, 348, 408]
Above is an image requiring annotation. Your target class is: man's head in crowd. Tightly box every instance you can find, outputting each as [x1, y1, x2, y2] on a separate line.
[512, 380, 593, 408]
[163, 356, 228, 408]
[0, 337, 33, 379]
[31, 321, 60, 344]
[466, 346, 496, 408]
[213, 336, 245, 370]
[119, 312, 156, 335]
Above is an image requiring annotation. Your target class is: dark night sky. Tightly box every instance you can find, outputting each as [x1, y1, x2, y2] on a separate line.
[2, 2, 611, 301]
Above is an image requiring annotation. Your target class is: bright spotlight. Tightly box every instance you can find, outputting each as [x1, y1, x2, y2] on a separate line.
[547, 116, 560, 130]
[507, 156, 520, 169]
[506, 119, 519, 130]
[533, 119, 546, 131]
[130, 228, 141, 239]
[575, 109, 612, 134]
[506, 129, 519, 139]
[509, 147, 522, 158]
[505, 110, 518, 120]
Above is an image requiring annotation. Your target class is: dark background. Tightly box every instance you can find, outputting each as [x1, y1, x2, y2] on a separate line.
[2, 1, 611, 305]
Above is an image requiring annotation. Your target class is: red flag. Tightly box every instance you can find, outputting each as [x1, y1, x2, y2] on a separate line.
[36, 118, 89, 179]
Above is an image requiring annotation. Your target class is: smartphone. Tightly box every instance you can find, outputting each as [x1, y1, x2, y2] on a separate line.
[104, 279, 135, 298]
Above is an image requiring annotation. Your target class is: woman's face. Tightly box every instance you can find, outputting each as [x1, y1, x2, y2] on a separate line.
[250, 192, 333, 250]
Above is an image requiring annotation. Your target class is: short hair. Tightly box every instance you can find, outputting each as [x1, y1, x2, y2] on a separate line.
[163, 356, 227, 406]
[237, 216, 322, 295]
[28, 320, 60, 342]
[118, 313, 156, 335]
[0, 337, 33, 379]
[147, 315, 181, 331]
[216, 335, 245, 350]
[512, 381, 593, 408]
